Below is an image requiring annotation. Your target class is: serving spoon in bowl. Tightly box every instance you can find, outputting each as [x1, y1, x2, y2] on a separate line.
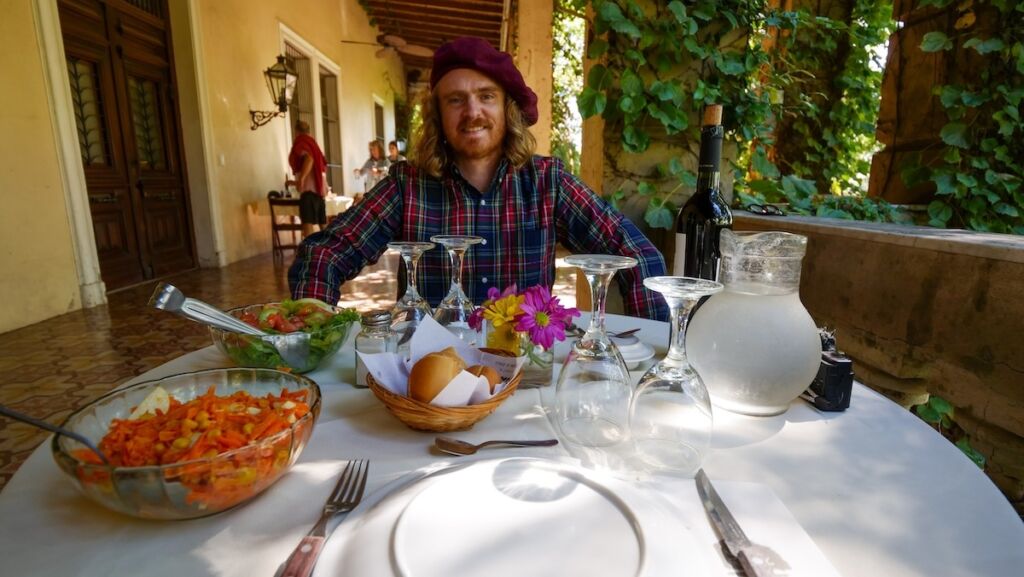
[0, 404, 109, 464]
[148, 283, 310, 368]
[434, 436, 559, 456]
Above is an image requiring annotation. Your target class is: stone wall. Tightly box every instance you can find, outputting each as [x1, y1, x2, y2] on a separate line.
[735, 214, 1024, 515]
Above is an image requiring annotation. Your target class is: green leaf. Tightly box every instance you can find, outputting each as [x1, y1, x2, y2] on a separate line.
[751, 147, 781, 179]
[649, 80, 681, 103]
[620, 69, 643, 95]
[939, 85, 961, 108]
[960, 91, 988, 107]
[587, 39, 609, 59]
[587, 64, 613, 91]
[667, 157, 685, 177]
[715, 52, 747, 76]
[943, 147, 962, 164]
[934, 173, 957, 196]
[622, 125, 650, 152]
[781, 175, 818, 198]
[928, 201, 953, 224]
[915, 403, 942, 424]
[692, 1, 715, 21]
[644, 203, 675, 229]
[955, 438, 986, 469]
[920, 32, 953, 53]
[667, 0, 687, 22]
[964, 37, 1006, 55]
[597, 1, 626, 24]
[993, 110, 1016, 137]
[995, 203, 1019, 217]
[940, 122, 969, 148]
[928, 396, 953, 415]
[956, 172, 978, 187]
[577, 87, 606, 118]
[609, 17, 641, 38]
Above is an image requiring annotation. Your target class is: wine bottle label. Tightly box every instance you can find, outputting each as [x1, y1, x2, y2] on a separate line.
[673, 232, 687, 276]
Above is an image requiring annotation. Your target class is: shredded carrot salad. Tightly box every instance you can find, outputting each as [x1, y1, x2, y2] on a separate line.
[72, 386, 313, 510]
[82, 386, 311, 467]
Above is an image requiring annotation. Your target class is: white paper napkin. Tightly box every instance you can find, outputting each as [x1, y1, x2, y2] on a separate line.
[357, 316, 524, 407]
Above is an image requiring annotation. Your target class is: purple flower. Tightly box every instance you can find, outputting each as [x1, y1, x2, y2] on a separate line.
[514, 285, 580, 350]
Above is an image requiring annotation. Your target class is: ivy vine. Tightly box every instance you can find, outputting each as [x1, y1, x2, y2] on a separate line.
[902, 0, 1024, 234]
[577, 0, 909, 229]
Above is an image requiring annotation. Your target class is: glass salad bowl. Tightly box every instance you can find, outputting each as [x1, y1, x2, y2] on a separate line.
[51, 368, 321, 520]
[210, 299, 359, 374]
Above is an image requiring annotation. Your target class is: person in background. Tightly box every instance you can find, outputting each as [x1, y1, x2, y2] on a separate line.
[388, 140, 406, 163]
[354, 139, 390, 193]
[290, 36, 667, 321]
[286, 120, 327, 237]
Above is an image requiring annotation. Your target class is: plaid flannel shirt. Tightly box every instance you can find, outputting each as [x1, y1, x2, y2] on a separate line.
[288, 156, 668, 321]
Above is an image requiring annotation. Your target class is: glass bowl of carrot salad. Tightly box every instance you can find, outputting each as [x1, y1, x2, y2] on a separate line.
[51, 367, 320, 520]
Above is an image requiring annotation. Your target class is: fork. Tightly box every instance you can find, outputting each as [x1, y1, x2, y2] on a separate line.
[280, 459, 369, 577]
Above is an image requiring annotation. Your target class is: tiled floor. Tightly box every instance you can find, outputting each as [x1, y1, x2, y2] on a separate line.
[0, 250, 577, 492]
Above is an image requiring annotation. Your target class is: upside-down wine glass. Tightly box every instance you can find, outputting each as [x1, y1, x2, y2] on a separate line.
[430, 235, 484, 343]
[554, 254, 638, 448]
[388, 241, 435, 355]
[629, 276, 723, 476]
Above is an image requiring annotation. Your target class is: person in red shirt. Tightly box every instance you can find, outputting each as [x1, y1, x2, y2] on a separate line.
[287, 120, 328, 237]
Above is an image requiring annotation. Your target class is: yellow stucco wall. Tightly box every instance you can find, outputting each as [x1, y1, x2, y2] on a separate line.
[0, 1, 81, 333]
[194, 0, 405, 264]
[0, 0, 402, 335]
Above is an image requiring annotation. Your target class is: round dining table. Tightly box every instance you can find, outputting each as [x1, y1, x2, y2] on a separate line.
[0, 313, 1020, 577]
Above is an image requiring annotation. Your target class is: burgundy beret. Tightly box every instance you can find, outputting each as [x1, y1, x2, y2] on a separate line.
[430, 37, 539, 126]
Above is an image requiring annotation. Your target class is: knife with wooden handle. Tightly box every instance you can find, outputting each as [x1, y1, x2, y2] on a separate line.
[695, 469, 791, 577]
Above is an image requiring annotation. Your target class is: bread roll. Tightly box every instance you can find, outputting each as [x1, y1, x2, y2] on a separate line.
[467, 364, 502, 392]
[408, 347, 466, 402]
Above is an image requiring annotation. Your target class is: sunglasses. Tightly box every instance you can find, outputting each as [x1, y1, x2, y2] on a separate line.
[745, 203, 786, 216]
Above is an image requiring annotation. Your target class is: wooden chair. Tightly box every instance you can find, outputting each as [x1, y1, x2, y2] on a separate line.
[267, 192, 303, 265]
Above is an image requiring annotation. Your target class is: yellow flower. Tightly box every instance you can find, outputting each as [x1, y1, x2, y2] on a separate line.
[486, 322, 521, 353]
[481, 294, 524, 328]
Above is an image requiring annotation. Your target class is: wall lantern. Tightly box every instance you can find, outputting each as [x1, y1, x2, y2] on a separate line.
[249, 55, 297, 130]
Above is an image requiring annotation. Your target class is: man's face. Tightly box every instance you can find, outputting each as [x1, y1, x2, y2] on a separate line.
[389, 143, 398, 156]
[436, 68, 506, 163]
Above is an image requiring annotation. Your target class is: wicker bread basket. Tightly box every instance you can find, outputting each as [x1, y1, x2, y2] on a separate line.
[367, 348, 522, 432]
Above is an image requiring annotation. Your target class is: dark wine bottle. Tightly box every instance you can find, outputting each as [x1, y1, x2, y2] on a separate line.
[673, 104, 733, 280]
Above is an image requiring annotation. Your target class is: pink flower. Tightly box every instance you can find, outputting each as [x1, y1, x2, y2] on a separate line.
[514, 285, 580, 350]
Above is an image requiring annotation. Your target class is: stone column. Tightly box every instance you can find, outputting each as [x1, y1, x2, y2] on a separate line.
[515, 0, 553, 155]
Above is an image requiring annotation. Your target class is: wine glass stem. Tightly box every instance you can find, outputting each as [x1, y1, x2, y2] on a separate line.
[448, 247, 466, 299]
[585, 271, 615, 334]
[403, 253, 421, 300]
[665, 296, 697, 364]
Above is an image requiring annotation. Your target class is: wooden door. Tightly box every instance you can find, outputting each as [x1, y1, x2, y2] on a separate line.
[59, 0, 195, 290]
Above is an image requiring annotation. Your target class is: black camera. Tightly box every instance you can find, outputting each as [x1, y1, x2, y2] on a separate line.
[801, 350, 854, 412]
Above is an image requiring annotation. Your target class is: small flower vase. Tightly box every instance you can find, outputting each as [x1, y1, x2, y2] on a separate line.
[484, 321, 555, 387]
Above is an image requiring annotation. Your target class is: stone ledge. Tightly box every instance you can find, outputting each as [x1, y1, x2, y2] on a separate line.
[735, 213, 1024, 263]
[733, 214, 1024, 503]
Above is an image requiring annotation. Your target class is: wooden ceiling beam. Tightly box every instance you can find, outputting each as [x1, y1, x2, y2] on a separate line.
[364, 0, 504, 19]
[369, 9, 501, 29]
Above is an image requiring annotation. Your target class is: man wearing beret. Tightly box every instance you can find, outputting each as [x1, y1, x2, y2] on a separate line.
[290, 37, 668, 321]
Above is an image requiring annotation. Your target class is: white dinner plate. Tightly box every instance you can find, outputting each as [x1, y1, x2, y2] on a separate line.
[314, 458, 710, 577]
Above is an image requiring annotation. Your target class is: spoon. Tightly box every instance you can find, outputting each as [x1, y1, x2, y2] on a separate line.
[566, 324, 641, 339]
[434, 436, 559, 456]
[0, 404, 109, 464]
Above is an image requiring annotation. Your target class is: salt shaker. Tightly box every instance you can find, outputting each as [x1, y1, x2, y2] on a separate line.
[355, 310, 395, 387]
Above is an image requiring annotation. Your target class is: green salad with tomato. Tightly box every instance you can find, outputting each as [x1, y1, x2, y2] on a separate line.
[213, 298, 360, 373]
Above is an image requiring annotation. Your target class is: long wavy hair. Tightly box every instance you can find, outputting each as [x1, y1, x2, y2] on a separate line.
[412, 89, 537, 178]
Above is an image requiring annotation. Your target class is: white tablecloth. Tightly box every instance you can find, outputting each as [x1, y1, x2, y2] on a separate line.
[1, 314, 1021, 577]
